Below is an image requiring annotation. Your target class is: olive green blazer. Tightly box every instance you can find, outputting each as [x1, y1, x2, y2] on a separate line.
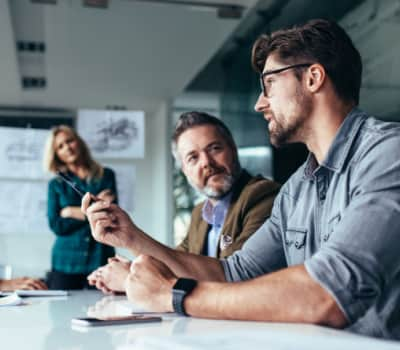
[176, 170, 280, 258]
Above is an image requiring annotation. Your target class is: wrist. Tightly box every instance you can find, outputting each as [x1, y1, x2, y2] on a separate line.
[172, 278, 197, 316]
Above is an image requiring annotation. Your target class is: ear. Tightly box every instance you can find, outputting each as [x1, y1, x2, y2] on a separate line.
[305, 64, 325, 93]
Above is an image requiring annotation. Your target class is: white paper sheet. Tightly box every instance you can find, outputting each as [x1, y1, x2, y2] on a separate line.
[0, 127, 50, 180]
[0, 293, 23, 306]
[0, 180, 50, 235]
[77, 109, 145, 159]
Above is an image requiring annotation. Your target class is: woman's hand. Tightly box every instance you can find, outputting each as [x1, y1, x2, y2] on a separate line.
[0, 277, 48, 292]
[60, 206, 86, 221]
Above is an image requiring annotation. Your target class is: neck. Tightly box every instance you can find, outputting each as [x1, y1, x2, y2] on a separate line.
[304, 100, 355, 164]
[66, 161, 87, 179]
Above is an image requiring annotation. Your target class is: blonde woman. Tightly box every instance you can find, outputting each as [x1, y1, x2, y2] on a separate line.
[44, 125, 117, 289]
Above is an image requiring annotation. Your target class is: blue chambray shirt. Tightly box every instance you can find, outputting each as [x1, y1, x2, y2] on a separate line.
[202, 192, 232, 257]
[222, 108, 400, 339]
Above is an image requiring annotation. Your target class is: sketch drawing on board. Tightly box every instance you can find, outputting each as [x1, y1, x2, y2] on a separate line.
[0, 126, 50, 180]
[6, 139, 42, 161]
[77, 110, 145, 159]
[92, 118, 138, 152]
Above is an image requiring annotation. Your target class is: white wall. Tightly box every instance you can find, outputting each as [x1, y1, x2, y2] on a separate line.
[0, 105, 173, 277]
[118, 101, 174, 260]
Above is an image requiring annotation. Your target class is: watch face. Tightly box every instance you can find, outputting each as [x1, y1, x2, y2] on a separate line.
[173, 278, 197, 292]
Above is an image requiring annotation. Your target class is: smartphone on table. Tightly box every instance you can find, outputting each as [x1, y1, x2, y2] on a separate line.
[71, 315, 162, 327]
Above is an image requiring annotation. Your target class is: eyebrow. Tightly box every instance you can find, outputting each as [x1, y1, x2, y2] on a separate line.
[183, 141, 223, 159]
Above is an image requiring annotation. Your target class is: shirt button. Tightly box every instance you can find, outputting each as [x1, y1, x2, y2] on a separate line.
[85, 237, 90, 242]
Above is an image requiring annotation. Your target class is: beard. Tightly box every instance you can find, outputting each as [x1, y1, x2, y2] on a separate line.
[201, 173, 236, 199]
[269, 87, 312, 147]
[188, 163, 240, 200]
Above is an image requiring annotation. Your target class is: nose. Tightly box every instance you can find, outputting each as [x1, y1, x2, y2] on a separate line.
[254, 92, 269, 113]
[199, 151, 214, 168]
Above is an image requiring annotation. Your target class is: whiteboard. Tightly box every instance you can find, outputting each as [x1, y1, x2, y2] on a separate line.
[0, 181, 51, 235]
[77, 110, 145, 159]
[0, 127, 50, 180]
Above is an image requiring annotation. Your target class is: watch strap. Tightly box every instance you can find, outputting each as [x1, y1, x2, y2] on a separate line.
[172, 278, 197, 316]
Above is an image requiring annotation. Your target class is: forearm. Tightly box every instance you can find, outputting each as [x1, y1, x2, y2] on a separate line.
[61, 206, 86, 221]
[0, 279, 7, 290]
[184, 265, 347, 327]
[127, 229, 226, 282]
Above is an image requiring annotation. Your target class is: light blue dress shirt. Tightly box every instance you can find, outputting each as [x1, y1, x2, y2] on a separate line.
[222, 108, 400, 339]
[202, 192, 232, 257]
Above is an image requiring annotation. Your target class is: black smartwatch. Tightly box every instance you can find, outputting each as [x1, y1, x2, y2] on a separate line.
[172, 278, 197, 316]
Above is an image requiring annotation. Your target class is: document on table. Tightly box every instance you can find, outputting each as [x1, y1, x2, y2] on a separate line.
[0, 290, 68, 297]
[0, 293, 23, 306]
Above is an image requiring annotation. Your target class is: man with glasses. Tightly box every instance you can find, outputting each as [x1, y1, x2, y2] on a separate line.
[82, 19, 400, 339]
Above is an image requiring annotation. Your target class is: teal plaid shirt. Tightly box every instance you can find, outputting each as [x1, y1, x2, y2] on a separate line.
[47, 167, 117, 274]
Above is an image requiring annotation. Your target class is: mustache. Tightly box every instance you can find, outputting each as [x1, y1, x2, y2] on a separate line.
[203, 166, 226, 182]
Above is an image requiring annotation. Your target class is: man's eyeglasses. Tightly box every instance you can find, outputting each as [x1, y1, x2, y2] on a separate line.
[259, 63, 312, 97]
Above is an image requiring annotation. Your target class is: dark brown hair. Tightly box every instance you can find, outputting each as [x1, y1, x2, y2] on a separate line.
[252, 19, 362, 104]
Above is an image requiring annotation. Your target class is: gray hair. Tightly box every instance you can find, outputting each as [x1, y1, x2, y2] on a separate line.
[171, 111, 238, 167]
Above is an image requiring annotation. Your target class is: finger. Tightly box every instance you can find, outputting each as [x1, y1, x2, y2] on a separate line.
[95, 279, 105, 291]
[81, 192, 92, 213]
[94, 218, 118, 234]
[100, 189, 113, 196]
[115, 254, 130, 263]
[28, 279, 43, 290]
[86, 199, 111, 216]
[87, 273, 98, 285]
[34, 280, 48, 290]
[89, 210, 116, 224]
[101, 285, 113, 294]
[21, 280, 38, 290]
[87, 269, 98, 279]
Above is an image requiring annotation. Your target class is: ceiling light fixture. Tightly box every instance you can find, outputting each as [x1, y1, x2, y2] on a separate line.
[128, 0, 245, 19]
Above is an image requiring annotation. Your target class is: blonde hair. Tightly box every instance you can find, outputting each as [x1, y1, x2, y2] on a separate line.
[43, 125, 103, 179]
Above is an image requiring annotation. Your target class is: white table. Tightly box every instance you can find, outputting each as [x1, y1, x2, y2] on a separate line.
[1, 290, 399, 350]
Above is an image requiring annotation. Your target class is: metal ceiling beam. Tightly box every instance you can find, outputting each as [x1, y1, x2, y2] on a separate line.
[127, 0, 245, 18]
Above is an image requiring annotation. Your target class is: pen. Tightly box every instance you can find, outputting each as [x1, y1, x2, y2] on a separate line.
[56, 171, 85, 197]
[56, 172, 98, 206]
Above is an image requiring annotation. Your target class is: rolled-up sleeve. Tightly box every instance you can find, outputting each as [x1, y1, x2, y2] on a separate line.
[222, 191, 286, 282]
[305, 133, 400, 323]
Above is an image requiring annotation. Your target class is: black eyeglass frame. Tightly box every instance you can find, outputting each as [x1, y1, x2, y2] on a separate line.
[259, 63, 313, 97]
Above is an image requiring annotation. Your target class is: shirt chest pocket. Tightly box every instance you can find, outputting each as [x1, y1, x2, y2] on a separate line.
[284, 227, 307, 266]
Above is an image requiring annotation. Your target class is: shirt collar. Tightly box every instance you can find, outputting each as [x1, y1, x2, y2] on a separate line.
[303, 107, 367, 179]
[202, 191, 233, 226]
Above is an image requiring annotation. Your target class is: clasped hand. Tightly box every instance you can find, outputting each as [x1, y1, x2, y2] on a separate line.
[125, 255, 177, 313]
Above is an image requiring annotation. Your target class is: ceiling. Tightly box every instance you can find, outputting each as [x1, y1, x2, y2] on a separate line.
[1, 0, 399, 121]
[0, 0, 257, 114]
[341, 0, 400, 120]
[188, 0, 400, 121]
